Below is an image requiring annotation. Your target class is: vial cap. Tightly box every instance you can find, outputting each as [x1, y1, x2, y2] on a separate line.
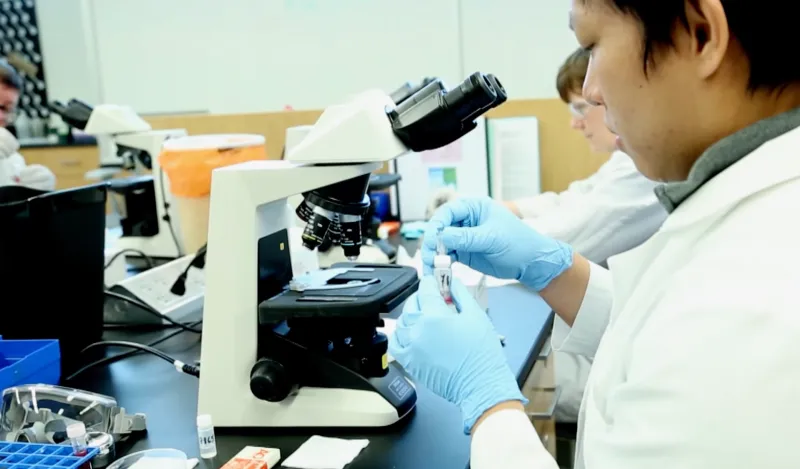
[66, 422, 86, 438]
[433, 254, 452, 269]
[197, 414, 213, 427]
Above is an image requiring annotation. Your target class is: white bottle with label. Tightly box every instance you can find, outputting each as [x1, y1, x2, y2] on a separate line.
[196, 414, 217, 459]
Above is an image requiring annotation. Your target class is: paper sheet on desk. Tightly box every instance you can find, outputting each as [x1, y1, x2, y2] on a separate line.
[282, 435, 369, 469]
[126, 456, 195, 469]
[396, 245, 516, 288]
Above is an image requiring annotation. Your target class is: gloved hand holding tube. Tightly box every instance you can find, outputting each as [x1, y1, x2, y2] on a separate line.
[388, 276, 526, 434]
[421, 196, 574, 291]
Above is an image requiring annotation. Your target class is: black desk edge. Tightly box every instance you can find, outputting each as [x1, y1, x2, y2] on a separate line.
[517, 310, 554, 388]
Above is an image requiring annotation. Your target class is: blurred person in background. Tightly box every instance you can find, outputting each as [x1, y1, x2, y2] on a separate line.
[0, 60, 55, 191]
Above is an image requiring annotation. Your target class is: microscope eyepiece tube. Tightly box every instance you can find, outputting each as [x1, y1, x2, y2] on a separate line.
[443, 73, 497, 122]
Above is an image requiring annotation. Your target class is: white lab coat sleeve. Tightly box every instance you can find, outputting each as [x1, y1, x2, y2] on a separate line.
[471, 409, 559, 469]
[551, 261, 612, 359]
[512, 170, 600, 219]
[588, 254, 800, 469]
[523, 152, 666, 265]
[512, 192, 559, 219]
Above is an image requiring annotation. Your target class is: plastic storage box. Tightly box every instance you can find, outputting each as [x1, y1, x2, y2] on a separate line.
[0, 336, 60, 390]
[0, 442, 98, 469]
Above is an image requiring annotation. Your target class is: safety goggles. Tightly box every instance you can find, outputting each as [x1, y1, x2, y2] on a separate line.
[568, 100, 592, 118]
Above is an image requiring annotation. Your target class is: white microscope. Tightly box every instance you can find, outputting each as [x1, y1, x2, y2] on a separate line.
[198, 72, 508, 428]
[51, 100, 187, 261]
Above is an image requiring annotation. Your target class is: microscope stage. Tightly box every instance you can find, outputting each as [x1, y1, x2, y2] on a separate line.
[258, 263, 418, 324]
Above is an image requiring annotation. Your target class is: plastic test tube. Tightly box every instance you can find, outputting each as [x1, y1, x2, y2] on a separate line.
[433, 238, 456, 309]
[66, 422, 91, 469]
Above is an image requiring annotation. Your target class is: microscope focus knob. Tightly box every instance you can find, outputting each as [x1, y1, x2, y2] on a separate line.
[250, 358, 293, 402]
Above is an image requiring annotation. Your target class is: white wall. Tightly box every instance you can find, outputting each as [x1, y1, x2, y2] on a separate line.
[36, 0, 577, 115]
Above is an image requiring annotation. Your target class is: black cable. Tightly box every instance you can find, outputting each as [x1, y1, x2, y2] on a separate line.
[158, 168, 183, 257]
[64, 320, 202, 381]
[105, 248, 154, 270]
[79, 341, 200, 377]
[103, 322, 193, 331]
[84, 340, 174, 362]
[170, 244, 207, 296]
[104, 290, 202, 333]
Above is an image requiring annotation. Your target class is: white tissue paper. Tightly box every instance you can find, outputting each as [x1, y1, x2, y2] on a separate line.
[281, 435, 369, 469]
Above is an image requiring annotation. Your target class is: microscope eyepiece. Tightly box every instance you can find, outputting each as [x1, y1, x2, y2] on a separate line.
[387, 71, 509, 153]
[485, 74, 507, 106]
[442, 72, 497, 122]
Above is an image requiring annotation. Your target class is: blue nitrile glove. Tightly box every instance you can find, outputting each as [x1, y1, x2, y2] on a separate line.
[389, 275, 527, 434]
[422, 197, 573, 291]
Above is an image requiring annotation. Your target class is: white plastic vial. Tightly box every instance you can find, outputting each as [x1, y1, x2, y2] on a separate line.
[196, 414, 217, 459]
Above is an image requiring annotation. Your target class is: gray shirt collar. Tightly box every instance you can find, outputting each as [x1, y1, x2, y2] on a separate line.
[655, 106, 800, 212]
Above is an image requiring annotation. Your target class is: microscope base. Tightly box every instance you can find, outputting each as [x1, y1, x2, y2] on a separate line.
[212, 382, 413, 428]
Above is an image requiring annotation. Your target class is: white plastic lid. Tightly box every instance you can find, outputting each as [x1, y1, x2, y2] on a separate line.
[197, 414, 213, 427]
[433, 254, 452, 269]
[66, 422, 86, 438]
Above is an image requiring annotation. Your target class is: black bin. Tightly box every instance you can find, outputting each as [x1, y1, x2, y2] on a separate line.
[0, 183, 107, 377]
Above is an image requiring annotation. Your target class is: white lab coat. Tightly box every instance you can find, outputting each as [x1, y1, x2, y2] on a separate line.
[471, 125, 800, 468]
[0, 127, 56, 191]
[0, 152, 56, 191]
[517, 151, 667, 421]
[0, 152, 25, 185]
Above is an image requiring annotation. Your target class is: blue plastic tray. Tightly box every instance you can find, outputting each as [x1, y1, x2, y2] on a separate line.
[0, 442, 98, 469]
[0, 336, 60, 390]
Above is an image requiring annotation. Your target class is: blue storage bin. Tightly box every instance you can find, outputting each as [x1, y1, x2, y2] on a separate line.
[0, 442, 98, 469]
[0, 336, 60, 390]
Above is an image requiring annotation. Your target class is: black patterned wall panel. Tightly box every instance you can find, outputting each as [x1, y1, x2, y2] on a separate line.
[0, 0, 49, 120]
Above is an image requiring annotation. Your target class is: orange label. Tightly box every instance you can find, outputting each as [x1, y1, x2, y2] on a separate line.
[221, 446, 281, 469]
[221, 457, 268, 469]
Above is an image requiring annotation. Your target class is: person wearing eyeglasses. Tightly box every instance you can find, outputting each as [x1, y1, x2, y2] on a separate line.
[0, 60, 56, 192]
[501, 47, 667, 426]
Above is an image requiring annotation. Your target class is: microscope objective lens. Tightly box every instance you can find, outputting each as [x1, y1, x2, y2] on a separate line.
[339, 214, 362, 260]
[301, 215, 330, 250]
[295, 199, 315, 223]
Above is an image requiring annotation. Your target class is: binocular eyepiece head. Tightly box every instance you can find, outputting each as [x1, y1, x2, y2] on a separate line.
[387, 72, 507, 152]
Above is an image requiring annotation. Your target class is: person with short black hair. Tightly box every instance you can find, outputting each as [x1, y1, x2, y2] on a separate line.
[390, 1, 800, 467]
[0, 60, 55, 191]
[502, 47, 668, 424]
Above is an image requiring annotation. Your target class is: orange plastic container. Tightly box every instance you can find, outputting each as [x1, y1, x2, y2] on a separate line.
[159, 134, 266, 253]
